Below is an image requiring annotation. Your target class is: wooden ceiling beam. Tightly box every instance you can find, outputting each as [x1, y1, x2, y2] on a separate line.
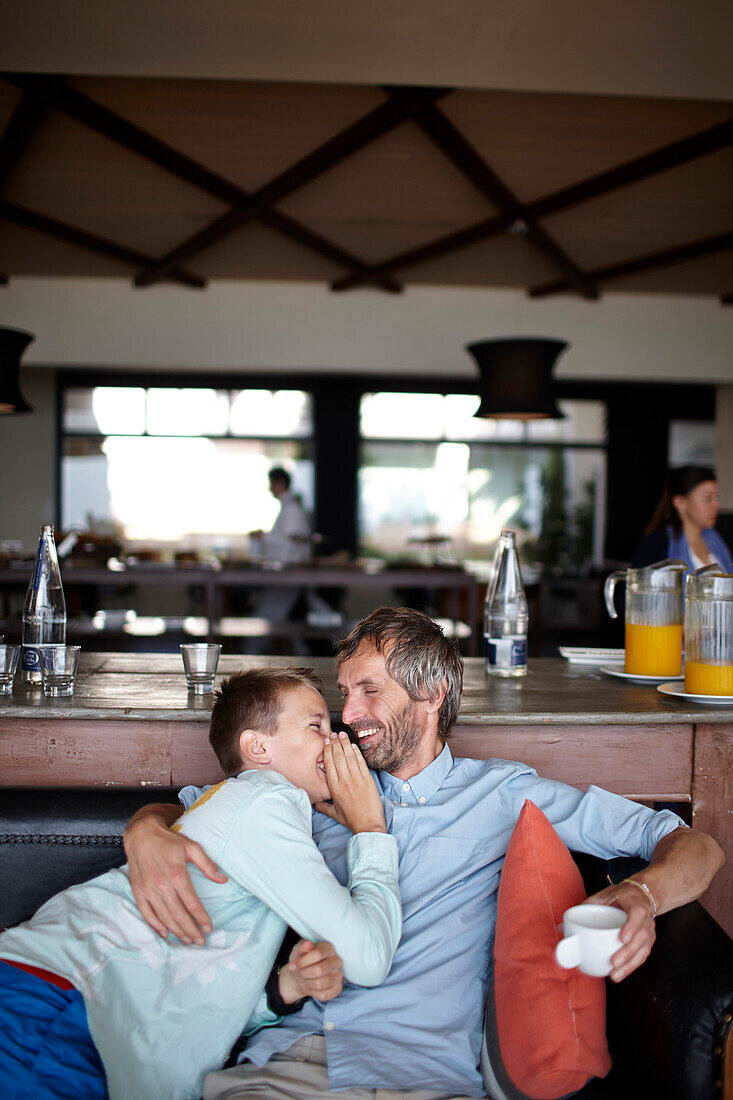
[250, 88, 448, 213]
[401, 92, 598, 300]
[0, 198, 207, 288]
[126, 199, 401, 293]
[3, 73, 404, 291]
[333, 116, 733, 293]
[3, 74, 244, 207]
[530, 230, 733, 297]
[260, 207, 402, 292]
[529, 117, 733, 221]
[3, 74, 728, 298]
[133, 197, 400, 294]
[0, 77, 61, 193]
[332, 213, 509, 291]
[133, 89, 447, 288]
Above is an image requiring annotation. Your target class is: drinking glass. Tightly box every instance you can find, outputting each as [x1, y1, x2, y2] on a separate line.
[0, 644, 20, 694]
[684, 571, 733, 695]
[38, 645, 82, 697]
[180, 643, 221, 693]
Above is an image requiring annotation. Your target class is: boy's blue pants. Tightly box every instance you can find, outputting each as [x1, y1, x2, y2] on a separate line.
[0, 960, 108, 1100]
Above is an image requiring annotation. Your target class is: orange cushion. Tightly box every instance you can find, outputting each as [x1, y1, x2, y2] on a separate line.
[482, 799, 611, 1100]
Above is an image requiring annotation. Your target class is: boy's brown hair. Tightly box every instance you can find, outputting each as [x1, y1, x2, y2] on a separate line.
[209, 666, 325, 777]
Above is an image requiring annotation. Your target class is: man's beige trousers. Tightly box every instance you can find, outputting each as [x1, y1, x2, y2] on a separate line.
[203, 1035, 473, 1100]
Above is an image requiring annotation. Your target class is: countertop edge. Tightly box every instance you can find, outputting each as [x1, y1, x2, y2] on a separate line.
[0, 707, 723, 724]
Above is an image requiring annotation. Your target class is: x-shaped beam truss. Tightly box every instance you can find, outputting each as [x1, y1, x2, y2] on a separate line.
[1, 74, 731, 301]
[332, 97, 733, 296]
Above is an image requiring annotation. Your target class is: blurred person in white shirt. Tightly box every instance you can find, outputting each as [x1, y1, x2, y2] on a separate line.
[250, 467, 311, 567]
[248, 468, 332, 651]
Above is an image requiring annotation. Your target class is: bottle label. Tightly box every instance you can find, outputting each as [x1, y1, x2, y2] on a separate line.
[21, 645, 41, 672]
[486, 637, 527, 668]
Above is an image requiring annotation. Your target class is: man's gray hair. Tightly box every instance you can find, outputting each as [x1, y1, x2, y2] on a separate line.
[336, 607, 463, 737]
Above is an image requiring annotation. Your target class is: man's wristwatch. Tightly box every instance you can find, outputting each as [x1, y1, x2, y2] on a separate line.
[265, 964, 310, 1016]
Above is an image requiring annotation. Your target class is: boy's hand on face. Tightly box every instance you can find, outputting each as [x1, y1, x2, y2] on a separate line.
[279, 940, 343, 1004]
[315, 731, 387, 834]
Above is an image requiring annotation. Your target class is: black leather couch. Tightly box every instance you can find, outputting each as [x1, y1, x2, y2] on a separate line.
[1, 787, 731, 1100]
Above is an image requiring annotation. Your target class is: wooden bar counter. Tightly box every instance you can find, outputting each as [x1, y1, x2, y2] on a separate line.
[1, 655, 731, 936]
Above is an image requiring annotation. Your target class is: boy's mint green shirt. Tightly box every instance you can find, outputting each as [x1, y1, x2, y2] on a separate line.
[0, 771, 401, 1100]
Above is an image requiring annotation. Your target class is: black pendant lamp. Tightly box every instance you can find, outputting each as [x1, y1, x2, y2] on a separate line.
[465, 337, 567, 420]
[0, 326, 34, 414]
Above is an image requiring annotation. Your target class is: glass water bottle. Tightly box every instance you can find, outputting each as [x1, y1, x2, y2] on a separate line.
[21, 525, 67, 684]
[484, 529, 528, 677]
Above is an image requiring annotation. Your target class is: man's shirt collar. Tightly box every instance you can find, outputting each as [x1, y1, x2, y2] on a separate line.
[376, 743, 453, 805]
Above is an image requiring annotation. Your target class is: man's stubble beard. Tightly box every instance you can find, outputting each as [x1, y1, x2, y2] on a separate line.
[360, 699, 425, 773]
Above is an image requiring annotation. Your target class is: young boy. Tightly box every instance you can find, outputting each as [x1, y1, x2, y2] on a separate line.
[0, 667, 401, 1100]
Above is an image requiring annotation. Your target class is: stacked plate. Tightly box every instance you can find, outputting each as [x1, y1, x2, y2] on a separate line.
[558, 647, 624, 665]
[657, 682, 733, 706]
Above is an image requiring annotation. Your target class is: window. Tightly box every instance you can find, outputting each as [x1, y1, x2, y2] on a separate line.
[358, 393, 607, 570]
[668, 420, 715, 466]
[61, 386, 314, 551]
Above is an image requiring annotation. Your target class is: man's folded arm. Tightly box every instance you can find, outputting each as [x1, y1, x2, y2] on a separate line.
[123, 802, 226, 946]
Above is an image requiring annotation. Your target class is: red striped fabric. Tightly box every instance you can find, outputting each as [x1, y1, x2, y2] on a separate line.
[1, 958, 75, 990]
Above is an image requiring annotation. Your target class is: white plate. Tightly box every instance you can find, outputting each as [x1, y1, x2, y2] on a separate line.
[657, 682, 733, 705]
[601, 665, 684, 683]
[559, 647, 625, 665]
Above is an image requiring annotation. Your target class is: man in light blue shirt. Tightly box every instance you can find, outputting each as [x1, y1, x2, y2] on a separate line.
[127, 608, 724, 1100]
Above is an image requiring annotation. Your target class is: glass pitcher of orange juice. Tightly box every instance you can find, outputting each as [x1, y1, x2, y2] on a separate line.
[604, 560, 686, 676]
[684, 570, 733, 696]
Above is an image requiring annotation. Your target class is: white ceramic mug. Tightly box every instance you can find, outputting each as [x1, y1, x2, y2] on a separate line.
[555, 904, 626, 977]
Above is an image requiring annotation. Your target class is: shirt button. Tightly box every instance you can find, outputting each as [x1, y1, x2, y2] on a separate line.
[392, 799, 398, 805]
[419, 796, 426, 804]
[400, 801, 408, 807]
[324, 1021, 335, 1032]
[402, 783, 410, 791]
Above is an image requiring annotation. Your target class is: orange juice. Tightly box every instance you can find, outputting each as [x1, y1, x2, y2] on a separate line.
[685, 662, 733, 696]
[625, 623, 683, 677]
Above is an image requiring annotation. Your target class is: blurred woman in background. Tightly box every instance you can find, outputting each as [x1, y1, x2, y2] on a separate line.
[633, 465, 731, 571]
